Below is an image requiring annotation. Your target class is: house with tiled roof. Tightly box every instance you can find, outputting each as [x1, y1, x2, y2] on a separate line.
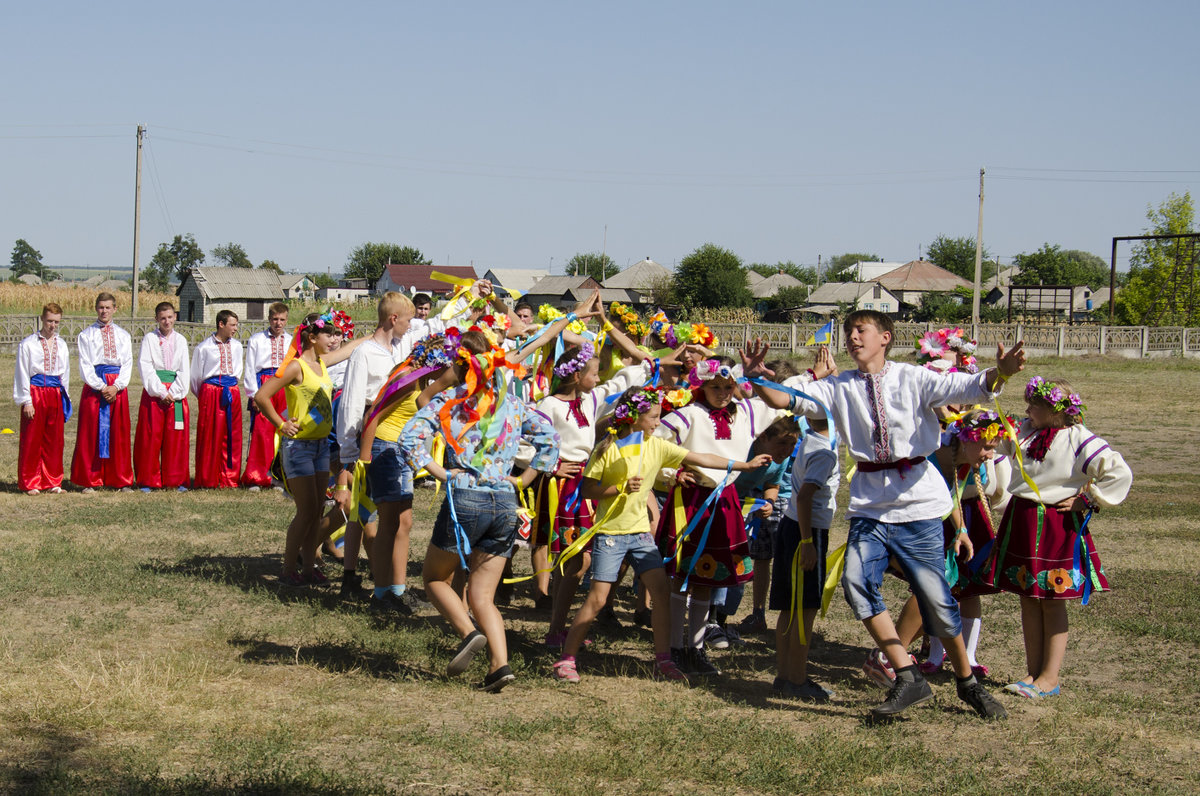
[800, 281, 901, 317]
[875, 260, 972, 311]
[176, 267, 285, 325]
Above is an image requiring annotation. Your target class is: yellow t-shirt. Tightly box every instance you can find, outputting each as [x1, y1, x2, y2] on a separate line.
[583, 435, 689, 535]
[286, 358, 333, 440]
[376, 387, 420, 443]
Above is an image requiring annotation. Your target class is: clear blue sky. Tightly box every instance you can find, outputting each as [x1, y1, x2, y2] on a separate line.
[4, 1, 1197, 277]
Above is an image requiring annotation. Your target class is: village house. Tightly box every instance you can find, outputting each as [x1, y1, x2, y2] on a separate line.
[176, 267, 285, 325]
[374, 264, 478, 298]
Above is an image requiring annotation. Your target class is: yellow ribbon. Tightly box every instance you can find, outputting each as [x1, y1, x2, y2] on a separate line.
[821, 542, 847, 618]
[786, 543, 807, 644]
[348, 460, 376, 526]
[995, 398, 1044, 503]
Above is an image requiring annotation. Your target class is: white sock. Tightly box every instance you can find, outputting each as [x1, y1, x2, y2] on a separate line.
[689, 598, 711, 649]
[670, 593, 688, 649]
[963, 617, 982, 667]
[927, 636, 946, 666]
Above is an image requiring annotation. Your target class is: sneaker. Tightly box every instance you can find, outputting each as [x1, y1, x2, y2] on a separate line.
[794, 678, 835, 703]
[479, 665, 516, 693]
[1005, 680, 1041, 699]
[958, 679, 1008, 719]
[280, 571, 306, 588]
[339, 571, 368, 598]
[738, 610, 769, 634]
[918, 658, 945, 675]
[534, 594, 553, 611]
[396, 589, 431, 613]
[26, 489, 40, 496]
[551, 659, 580, 683]
[686, 646, 721, 676]
[771, 676, 791, 694]
[119, 486, 134, 493]
[175, 486, 188, 493]
[371, 591, 414, 615]
[81, 487, 95, 494]
[447, 630, 487, 676]
[862, 650, 896, 689]
[870, 675, 934, 717]
[703, 623, 730, 650]
[48, 486, 64, 494]
[655, 659, 689, 682]
[671, 647, 692, 674]
[139, 487, 153, 493]
[971, 664, 990, 679]
[543, 631, 566, 650]
[248, 485, 261, 493]
[596, 605, 622, 628]
[722, 626, 743, 645]
[305, 568, 328, 585]
[632, 609, 653, 628]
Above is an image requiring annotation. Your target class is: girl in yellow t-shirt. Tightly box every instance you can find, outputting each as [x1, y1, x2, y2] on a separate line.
[551, 385, 770, 683]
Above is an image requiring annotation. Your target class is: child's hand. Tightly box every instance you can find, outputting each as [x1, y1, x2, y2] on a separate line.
[21, 403, 34, 420]
[744, 453, 773, 470]
[676, 470, 696, 486]
[996, 340, 1027, 379]
[823, 345, 839, 377]
[953, 531, 975, 561]
[555, 460, 583, 478]
[278, 419, 300, 438]
[740, 337, 773, 378]
[1054, 494, 1088, 513]
[625, 476, 643, 493]
[800, 541, 817, 571]
[756, 502, 773, 518]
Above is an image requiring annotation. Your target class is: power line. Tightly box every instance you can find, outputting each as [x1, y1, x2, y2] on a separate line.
[145, 135, 175, 236]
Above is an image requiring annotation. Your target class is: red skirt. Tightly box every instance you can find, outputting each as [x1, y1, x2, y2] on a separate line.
[986, 495, 1108, 600]
[70, 382, 133, 489]
[532, 467, 595, 553]
[657, 482, 753, 587]
[194, 383, 243, 488]
[18, 385, 65, 491]
[942, 496, 1000, 599]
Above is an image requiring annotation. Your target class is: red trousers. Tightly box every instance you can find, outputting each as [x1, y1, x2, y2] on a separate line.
[194, 383, 243, 488]
[70, 381, 134, 489]
[18, 385, 65, 492]
[133, 389, 191, 489]
[242, 379, 284, 486]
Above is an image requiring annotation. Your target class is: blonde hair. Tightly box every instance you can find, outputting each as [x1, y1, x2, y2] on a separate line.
[377, 291, 415, 325]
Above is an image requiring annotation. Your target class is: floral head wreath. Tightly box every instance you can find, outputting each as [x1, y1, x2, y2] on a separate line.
[553, 341, 595, 379]
[610, 385, 661, 430]
[407, 331, 456, 371]
[1025, 376, 1085, 418]
[952, 410, 1013, 444]
[687, 359, 752, 395]
[327, 309, 355, 339]
[610, 301, 649, 340]
[648, 311, 677, 347]
[539, 304, 586, 334]
[661, 387, 693, 414]
[916, 327, 978, 373]
[467, 313, 512, 347]
[675, 322, 719, 349]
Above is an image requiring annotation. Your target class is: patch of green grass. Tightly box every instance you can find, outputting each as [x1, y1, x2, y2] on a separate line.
[1094, 567, 1200, 644]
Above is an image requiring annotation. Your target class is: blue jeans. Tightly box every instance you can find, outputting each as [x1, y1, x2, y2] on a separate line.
[590, 532, 662, 582]
[430, 486, 519, 559]
[367, 439, 414, 503]
[842, 516, 962, 638]
[280, 437, 330, 478]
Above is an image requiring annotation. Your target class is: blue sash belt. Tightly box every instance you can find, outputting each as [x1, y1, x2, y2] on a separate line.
[205, 375, 239, 467]
[31, 374, 72, 422]
[93, 365, 121, 459]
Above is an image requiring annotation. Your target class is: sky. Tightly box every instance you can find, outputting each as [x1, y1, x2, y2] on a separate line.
[3, 1, 1198, 279]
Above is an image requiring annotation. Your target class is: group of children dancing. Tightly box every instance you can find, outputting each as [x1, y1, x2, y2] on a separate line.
[12, 286, 1132, 714]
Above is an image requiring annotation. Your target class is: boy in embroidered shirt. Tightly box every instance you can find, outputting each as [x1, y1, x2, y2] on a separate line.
[14, 303, 71, 494]
[71, 292, 134, 491]
[743, 309, 1025, 719]
[190, 310, 244, 488]
[134, 302, 191, 490]
[241, 302, 291, 489]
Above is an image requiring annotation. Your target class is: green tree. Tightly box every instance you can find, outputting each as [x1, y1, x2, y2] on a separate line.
[926, 235, 995, 282]
[565, 252, 616, 282]
[673, 243, 752, 309]
[258, 259, 283, 273]
[1114, 192, 1197, 325]
[143, 233, 205, 290]
[1011, 245, 1110, 290]
[748, 260, 817, 284]
[307, 272, 338, 288]
[344, 243, 431, 283]
[824, 252, 878, 282]
[766, 284, 810, 311]
[211, 242, 252, 269]
[10, 239, 58, 281]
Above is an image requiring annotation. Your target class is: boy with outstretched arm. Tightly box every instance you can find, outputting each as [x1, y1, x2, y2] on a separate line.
[742, 309, 1025, 720]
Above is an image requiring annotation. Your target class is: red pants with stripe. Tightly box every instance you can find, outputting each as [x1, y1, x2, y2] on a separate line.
[241, 387, 284, 486]
[133, 389, 191, 489]
[194, 383, 243, 488]
[70, 382, 133, 489]
[17, 385, 65, 492]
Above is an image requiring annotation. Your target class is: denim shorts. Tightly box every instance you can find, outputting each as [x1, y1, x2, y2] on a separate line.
[431, 486, 519, 559]
[281, 437, 330, 478]
[841, 516, 962, 638]
[590, 532, 662, 582]
[768, 517, 828, 612]
[747, 498, 782, 560]
[366, 439, 414, 504]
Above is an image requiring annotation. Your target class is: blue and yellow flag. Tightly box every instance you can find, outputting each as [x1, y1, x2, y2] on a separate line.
[806, 320, 834, 346]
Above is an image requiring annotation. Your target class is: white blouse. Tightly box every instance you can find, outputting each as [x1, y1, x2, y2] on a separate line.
[243, 330, 292, 398]
[999, 421, 1132, 508]
[656, 397, 775, 488]
[138, 331, 190, 400]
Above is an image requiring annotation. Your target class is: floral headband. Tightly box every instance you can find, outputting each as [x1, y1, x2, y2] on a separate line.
[687, 359, 752, 395]
[1025, 376, 1085, 418]
[611, 385, 661, 429]
[953, 410, 1013, 444]
[407, 332, 456, 370]
[661, 387, 693, 414]
[539, 304, 586, 335]
[916, 327, 977, 373]
[610, 301, 648, 340]
[648, 311, 677, 347]
[553, 342, 595, 378]
[675, 321, 719, 349]
[467, 313, 512, 347]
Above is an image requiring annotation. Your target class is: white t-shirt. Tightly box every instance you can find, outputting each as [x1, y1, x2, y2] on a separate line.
[785, 431, 840, 529]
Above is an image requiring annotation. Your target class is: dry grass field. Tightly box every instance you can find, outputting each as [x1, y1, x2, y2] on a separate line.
[0, 352, 1197, 795]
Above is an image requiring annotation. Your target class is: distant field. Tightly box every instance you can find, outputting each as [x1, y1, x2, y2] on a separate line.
[0, 354, 1197, 794]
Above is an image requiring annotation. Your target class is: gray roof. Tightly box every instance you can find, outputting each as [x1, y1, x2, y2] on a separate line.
[602, 258, 671, 290]
[182, 267, 285, 300]
[806, 281, 881, 303]
[750, 272, 805, 299]
[483, 268, 551, 295]
[281, 274, 311, 290]
[525, 275, 599, 295]
[17, 274, 43, 286]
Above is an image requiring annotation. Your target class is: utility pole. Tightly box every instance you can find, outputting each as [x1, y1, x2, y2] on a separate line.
[601, 225, 608, 282]
[131, 124, 145, 318]
[971, 167, 985, 328]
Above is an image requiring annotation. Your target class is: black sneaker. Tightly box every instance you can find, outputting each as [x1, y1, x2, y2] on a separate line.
[447, 631, 487, 676]
[397, 589, 431, 613]
[478, 664, 516, 693]
[370, 591, 414, 615]
[596, 605, 622, 628]
[793, 679, 835, 703]
[686, 646, 721, 676]
[671, 647, 693, 674]
[957, 679, 1008, 719]
[339, 571, 368, 598]
[870, 675, 934, 717]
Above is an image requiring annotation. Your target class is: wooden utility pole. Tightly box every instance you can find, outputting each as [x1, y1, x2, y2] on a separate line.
[131, 124, 145, 318]
[971, 167, 985, 327]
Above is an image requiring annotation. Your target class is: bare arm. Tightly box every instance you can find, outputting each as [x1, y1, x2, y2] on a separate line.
[254, 362, 300, 437]
[682, 451, 773, 472]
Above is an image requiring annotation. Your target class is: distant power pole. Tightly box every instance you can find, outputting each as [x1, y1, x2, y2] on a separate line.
[971, 167, 985, 327]
[131, 124, 145, 318]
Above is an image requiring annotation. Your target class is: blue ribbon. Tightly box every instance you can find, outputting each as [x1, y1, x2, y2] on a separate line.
[1073, 510, 1095, 606]
[670, 462, 734, 591]
[746, 376, 836, 450]
[93, 365, 121, 459]
[444, 481, 472, 570]
[31, 374, 72, 422]
[205, 375, 238, 467]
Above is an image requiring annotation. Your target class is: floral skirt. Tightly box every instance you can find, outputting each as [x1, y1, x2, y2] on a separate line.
[942, 496, 1001, 599]
[656, 482, 753, 587]
[532, 467, 594, 554]
[986, 495, 1108, 600]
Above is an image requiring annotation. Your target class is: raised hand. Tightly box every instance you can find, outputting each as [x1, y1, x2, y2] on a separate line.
[996, 340, 1027, 379]
[740, 337, 774, 379]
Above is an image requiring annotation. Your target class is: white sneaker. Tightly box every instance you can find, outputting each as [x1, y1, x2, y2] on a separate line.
[703, 623, 730, 650]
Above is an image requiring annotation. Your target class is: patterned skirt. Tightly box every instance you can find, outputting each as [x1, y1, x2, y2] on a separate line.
[942, 496, 1001, 599]
[532, 467, 595, 553]
[656, 482, 753, 587]
[986, 495, 1108, 600]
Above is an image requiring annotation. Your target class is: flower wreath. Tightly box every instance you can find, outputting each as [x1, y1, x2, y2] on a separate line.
[327, 309, 355, 339]
[687, 359, 752, 395]
[661, 387, 693, 414]
[611, 385, 661, 428]
[610, 301, 649, 339]
[553, 341, 595, 379]
[648, 311, 677, 348]
[407, 331, 457, 370]
[1025, 376, 1085, 418]
[538, 304, 586, 335]
[467, 313, 512, 347]
[675, 322, 719, 349]
[916, 327, 978, 373]
[952, 410, 1013, 444]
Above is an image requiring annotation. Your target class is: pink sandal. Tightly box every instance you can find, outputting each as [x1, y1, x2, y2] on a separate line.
[552, 659, 580, 683]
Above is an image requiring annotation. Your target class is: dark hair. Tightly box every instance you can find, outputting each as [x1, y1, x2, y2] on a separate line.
[761, 415, 801, 442]
[413, 293, 432, 307]
[551, 344, 595, 393]
[216, 309, 238, 328]
[298, 312, 339, 350]
[843, 309, 894, 354]
[268, 302, 289, 317]
[155, 302, 176, 316]
[514, 301, 533, 314]
[766, 359, 799, 380]
[95, 292, 117, 308]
